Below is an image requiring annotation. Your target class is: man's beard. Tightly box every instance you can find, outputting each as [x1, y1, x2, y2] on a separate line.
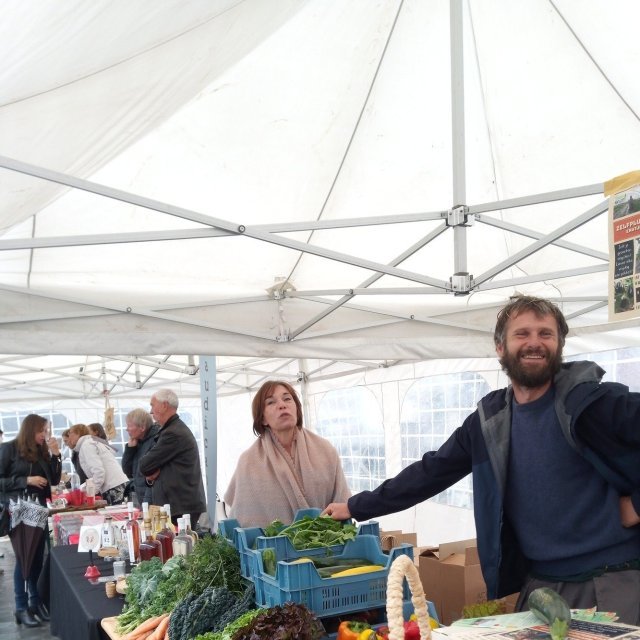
[499, 346, 563, 388]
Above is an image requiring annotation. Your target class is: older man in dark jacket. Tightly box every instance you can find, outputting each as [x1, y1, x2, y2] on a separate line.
[121, 408, 159, 506]
[139, 389, 206, 526]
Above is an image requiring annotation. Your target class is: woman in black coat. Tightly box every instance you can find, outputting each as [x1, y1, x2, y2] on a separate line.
[0, 414, 62, 627]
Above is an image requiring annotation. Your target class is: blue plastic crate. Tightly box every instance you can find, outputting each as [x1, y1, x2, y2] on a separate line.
[252, 534, 413, 618]
[218, 508, 380, 581]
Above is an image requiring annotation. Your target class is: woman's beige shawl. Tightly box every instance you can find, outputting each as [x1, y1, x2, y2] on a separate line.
[224, 428, 351, 528]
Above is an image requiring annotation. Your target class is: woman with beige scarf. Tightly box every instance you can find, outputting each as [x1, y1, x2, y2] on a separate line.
[224, 380, 351, 528]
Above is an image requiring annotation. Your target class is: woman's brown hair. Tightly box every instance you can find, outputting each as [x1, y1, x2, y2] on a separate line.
[252, 380, 303, 437]
[16, 414, 50, 463]
[69, 424, 90, 438]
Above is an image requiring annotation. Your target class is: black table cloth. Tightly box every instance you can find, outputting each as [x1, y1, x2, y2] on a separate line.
[49, 544, 125, 640]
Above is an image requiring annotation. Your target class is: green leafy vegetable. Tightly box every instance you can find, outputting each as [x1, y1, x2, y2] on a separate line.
[230, 602, 325, 640]
[264, 515, 357, 551]
[194, 608, 262, 640]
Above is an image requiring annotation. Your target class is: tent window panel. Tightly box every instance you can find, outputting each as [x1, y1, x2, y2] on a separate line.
[0, 410, 71, 441]
[315, 387, 386, 493]
[567, 347, 640, 391]
[400, 372, 490, 510]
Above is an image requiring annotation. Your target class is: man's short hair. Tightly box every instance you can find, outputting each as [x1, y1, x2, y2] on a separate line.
[494, 294, 569, 348]
[152, 388, 179, 409]
[126, 408, 153, 431]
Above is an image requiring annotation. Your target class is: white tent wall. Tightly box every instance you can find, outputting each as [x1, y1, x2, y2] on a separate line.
[1, 0, 640, 544]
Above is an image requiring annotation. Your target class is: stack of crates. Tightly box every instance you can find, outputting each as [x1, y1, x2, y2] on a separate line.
[217, 508, 379, 581]
[250, 534, 413, 617]
[218, 509, 437, 625]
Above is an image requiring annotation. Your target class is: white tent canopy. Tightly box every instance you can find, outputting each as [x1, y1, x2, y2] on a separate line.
[1, 0, 639, 399]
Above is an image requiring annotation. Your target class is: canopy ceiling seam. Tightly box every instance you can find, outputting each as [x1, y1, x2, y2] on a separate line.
[0, 0, 248, 108]
[282, 0, 406, 290]
[466, 0, 528, 285]
[548, 0, 640, 124]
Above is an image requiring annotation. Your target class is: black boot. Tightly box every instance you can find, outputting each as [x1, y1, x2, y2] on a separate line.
[30, 602, 50, 622]
[14, 609, 41, 627]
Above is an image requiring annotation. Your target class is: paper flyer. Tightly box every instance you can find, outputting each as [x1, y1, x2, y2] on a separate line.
[608, 182, 640, 320]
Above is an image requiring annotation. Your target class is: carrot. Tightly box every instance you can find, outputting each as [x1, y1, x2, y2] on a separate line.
[147, 613, 171, 640]
[121, 613, 169, 640]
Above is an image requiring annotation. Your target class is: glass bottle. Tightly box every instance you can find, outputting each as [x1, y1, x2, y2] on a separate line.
[141, 502, 151, 544]
[163, 504, 177, 533]
[183, 514, 199, 545]
[172, 518, 193, 557]
[102, 515, 115, 547]
[125, 501, 141, 563]
[155, 510, 174, 561]
[139, 522, 164, 562]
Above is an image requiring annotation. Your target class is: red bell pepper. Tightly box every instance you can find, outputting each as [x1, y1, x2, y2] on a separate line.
[404, 619, 421, 640]
[376, 625, 390, 640]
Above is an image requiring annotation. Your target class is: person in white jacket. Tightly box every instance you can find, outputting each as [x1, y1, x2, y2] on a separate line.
[68, 424, 128, 505]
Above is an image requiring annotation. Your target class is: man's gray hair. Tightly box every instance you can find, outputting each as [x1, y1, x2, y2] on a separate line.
[152, 388, 179, 409]
[126, 408, 153, 431]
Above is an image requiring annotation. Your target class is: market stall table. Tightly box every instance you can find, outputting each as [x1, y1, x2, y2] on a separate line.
[49, 544, 126, 640]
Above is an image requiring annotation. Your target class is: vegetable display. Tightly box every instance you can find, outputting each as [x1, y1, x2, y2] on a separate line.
[337, 620, 374, 640]
[228, 602, 325, 639]
[261, 552, 378, 579]
[263, 515, 357, 550]
[528, 587, 572, 640]
[116, 534, 246, 636]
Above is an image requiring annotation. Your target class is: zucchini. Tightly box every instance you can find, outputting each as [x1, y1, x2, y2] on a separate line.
[311, 556, 371, 569]
[330, 564, 384, 577]
[528, 587, 571, 640]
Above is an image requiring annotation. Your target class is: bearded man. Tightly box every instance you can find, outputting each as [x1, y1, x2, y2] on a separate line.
[323, 295, 640, 624]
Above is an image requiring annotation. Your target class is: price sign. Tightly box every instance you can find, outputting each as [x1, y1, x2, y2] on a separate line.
[78, 525, 102, 552]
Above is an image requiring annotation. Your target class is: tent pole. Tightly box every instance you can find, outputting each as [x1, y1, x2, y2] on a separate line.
[297, 360, 311, 430]
[199, 355, 218, 529]
[450, 0, 467, 276]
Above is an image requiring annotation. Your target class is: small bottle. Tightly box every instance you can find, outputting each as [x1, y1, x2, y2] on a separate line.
[172, 518, 193, 557]
[163, 504, 177, 533]
[183, 514, 199, 545]
[125, 501, 141, 563]
[155, 510, 175, 561]
[141, 502, 150, 544]
[137, 514, 145, 545]
[102, 516, 115, 547]
[139, 522, 164, 562]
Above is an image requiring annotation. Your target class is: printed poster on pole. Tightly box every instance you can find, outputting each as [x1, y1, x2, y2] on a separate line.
[607, 171, 640, 321]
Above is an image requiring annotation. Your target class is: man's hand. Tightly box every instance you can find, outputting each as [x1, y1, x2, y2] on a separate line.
[620, 495, 640, 527]
[321, 503, 351, 520]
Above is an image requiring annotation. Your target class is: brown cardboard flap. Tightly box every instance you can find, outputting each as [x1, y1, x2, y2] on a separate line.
[417, 538, 487, 626]
[438, 538, 477, 561]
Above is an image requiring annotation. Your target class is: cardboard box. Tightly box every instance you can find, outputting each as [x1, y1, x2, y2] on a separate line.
[418, 538, 487, 625]
[379, 529, 418, 551]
